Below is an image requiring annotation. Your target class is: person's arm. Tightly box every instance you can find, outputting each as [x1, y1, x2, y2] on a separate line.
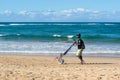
[81, 40, 85, 49]
[74, 41, 78, 45]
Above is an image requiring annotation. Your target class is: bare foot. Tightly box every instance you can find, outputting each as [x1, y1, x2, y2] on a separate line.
[81, 60, 85, 64]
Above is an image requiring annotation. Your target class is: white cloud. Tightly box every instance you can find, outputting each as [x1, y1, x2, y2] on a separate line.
[61, 8, 88, 13]
[4, 10, 12, 14]
[18, 11, 28, 15]
[0, 8, 120, 22]
[18, 11, 38, 18]
[0, 10, 13, 16]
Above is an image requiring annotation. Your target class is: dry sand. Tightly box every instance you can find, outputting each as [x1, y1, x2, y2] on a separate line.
[0, 55, 120, 80]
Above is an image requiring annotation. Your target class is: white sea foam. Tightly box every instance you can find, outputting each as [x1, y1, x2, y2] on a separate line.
[0, 41, 119, 57]
[0, 34, 2, 37]
[53, 34, 61, 37]
[17, 34, 21, 36]
[0, 24, 6, 26]
[81, 23, 99, 25]
[104, 24, 115, 25]
[52, 24, 78, 26]
[67, 35, 74, 38]
[0, 34, 4, 37]
[9, 23, 79, 26]
[9, 23, 39, 26]
[9, 24, 27, 26]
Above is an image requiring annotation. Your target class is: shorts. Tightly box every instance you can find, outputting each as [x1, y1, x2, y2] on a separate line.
[76, 49, 83, 57]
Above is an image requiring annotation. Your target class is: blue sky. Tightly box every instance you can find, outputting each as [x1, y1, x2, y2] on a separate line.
[0, 0, 120, 22]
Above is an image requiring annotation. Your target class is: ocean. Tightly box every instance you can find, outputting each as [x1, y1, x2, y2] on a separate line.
[0, 22, 120, 57]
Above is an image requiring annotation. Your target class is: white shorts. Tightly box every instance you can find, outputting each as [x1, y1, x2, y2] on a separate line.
[76, 49, 83, 57]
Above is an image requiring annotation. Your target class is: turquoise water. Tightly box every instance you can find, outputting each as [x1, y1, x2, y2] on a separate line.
[0, 22, 120, 57]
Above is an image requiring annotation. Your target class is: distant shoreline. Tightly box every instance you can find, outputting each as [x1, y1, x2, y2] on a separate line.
[0, 52, 120, 58]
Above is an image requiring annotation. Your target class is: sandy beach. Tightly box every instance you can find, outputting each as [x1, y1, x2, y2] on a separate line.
[0, 55, 119, 80]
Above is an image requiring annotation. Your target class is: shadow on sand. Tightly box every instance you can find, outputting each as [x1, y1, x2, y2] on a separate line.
[64, 62, 114, 65]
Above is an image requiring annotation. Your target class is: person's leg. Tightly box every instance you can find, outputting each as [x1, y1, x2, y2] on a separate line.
[76, 49, 84, 64]
[79, 56, 84, 64]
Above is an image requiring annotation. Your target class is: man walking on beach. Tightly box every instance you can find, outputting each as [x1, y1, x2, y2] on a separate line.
[75, 33, 85, 64]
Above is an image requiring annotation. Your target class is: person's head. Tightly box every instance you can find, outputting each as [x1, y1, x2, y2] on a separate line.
[76, 33, 81, 38]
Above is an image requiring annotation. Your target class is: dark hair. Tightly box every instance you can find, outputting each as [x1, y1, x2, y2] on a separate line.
[76, 33, 81, 38]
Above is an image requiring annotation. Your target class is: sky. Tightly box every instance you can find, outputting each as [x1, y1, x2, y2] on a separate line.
[0, 0, 120, 22]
